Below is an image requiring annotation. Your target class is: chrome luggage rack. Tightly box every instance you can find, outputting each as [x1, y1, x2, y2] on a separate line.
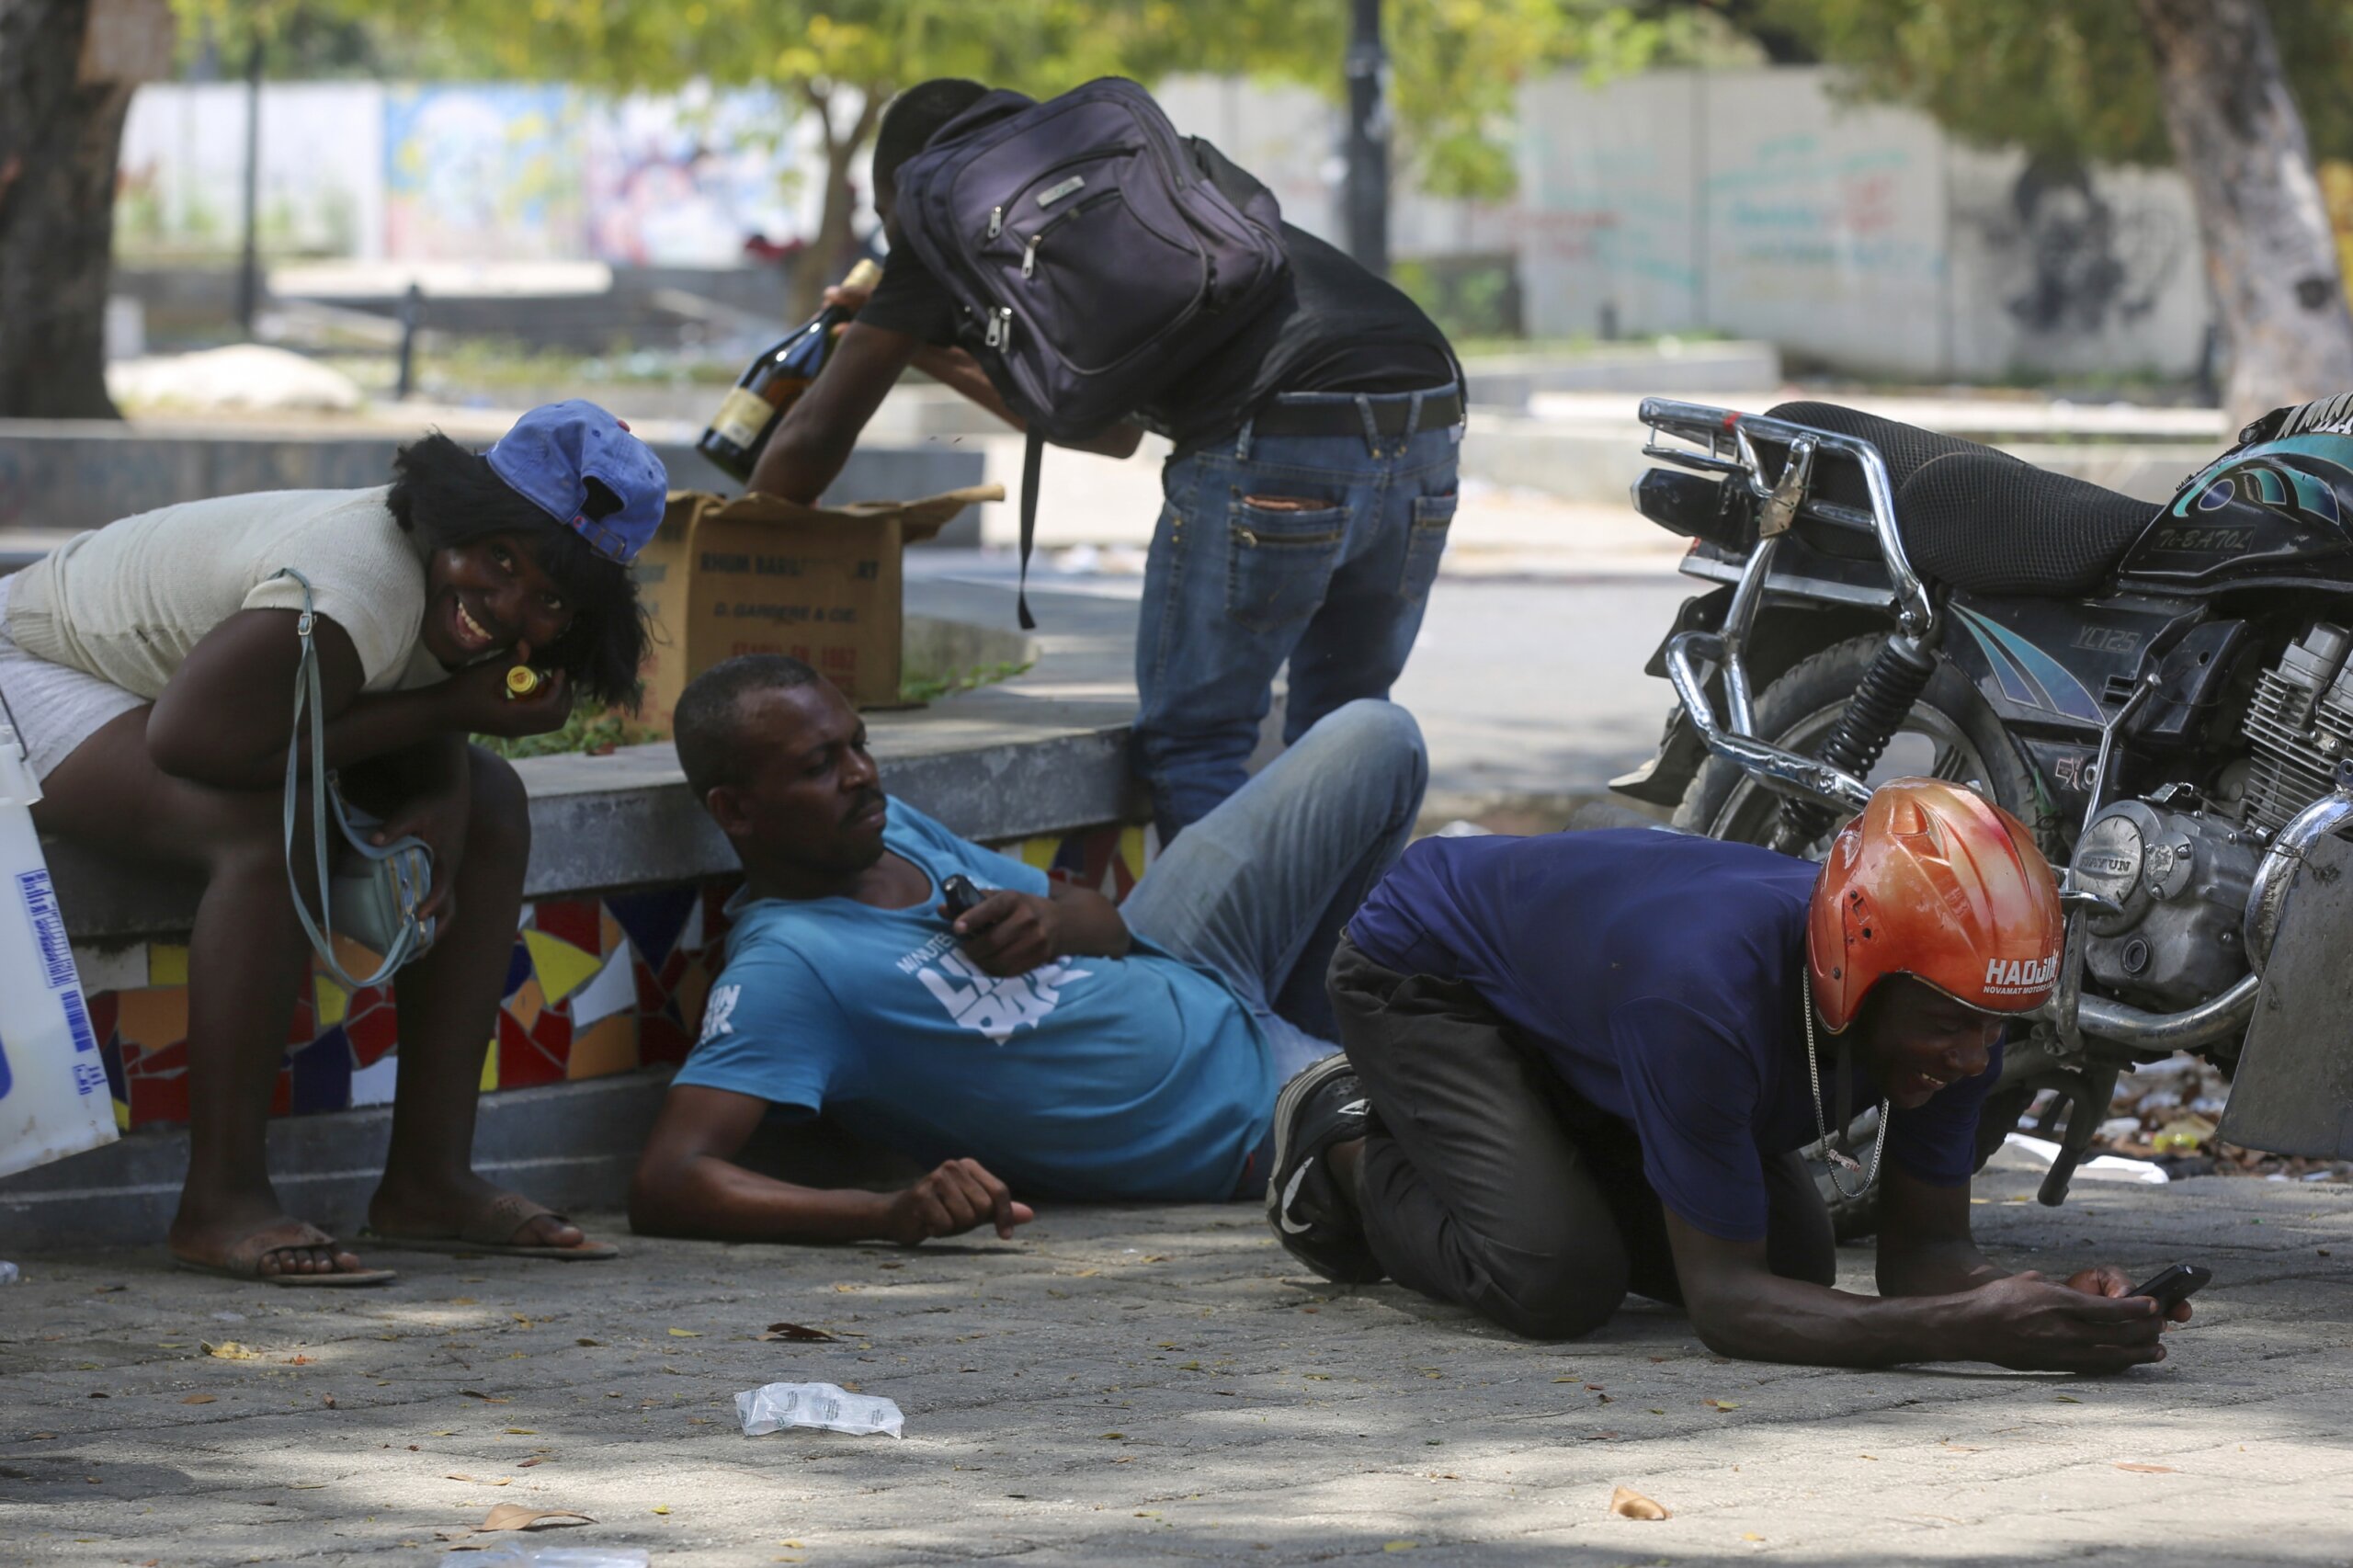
[1638, 397, 1931, 820]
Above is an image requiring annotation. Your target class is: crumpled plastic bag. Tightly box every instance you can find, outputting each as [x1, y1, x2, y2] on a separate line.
[735, 1381, 904, 1439]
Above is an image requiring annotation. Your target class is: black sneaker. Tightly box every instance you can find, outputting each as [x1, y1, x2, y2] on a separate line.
[1266, 1053, 1382, 1283]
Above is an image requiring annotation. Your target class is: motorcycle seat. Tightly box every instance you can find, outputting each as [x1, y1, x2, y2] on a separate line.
[1896, 450, 2159, 596]
[1764, 402, 2158, 597]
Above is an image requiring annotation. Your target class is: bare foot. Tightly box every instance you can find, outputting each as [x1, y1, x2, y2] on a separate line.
[169, 1197, 374, 1279]
[368, 1171, 592, 1250]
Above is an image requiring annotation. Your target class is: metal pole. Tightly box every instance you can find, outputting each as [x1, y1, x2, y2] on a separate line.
[1343, 0, 1389, 276]
[235, 35, 264, 337]
[394, 283, 423, 401]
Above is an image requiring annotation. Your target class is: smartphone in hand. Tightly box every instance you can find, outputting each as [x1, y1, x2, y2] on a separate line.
[941, 874, 987, 920]
[2129, 1263, 2211, 1312]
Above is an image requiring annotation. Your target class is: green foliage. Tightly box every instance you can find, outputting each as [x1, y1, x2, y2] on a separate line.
[898, 657, 1034, 706]
[1392, 256, 1520, 340]
[1758, 0, 2353, 165]
[191, 1, 1754, 202]
[470, 655, 1031, 755]
[474, 705, 663, 760]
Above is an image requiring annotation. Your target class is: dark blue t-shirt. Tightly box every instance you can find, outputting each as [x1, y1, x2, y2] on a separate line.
[1347, 828, 2003, 1242]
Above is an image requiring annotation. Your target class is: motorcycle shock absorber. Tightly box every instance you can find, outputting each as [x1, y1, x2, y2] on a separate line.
[1773, 634, 1940, 851]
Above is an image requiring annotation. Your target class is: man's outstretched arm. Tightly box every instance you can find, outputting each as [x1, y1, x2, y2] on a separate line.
[745, 322, 922, 503]
[629, 1084, 1033, 1244]
[1665, 1166, 2175, 1372]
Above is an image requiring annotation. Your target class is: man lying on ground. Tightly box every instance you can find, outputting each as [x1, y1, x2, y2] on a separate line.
[628, 654, 1426, 1244]
[1268, 780, 2195, 1371]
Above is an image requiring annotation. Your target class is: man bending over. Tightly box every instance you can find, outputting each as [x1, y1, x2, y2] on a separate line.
[629, 654, 1426, 1245]
[1267, 780, 2194, 1372]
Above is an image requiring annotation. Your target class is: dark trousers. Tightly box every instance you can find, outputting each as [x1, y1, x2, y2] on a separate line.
[1328, 937, 1837, 1341]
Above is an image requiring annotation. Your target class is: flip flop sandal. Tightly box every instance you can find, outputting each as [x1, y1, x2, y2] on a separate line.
[360, 1191, 620, 1260]
[170, 1219, 398, 1287]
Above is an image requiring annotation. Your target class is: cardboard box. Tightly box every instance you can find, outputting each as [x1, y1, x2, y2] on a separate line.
[632, 483, 1002, 727]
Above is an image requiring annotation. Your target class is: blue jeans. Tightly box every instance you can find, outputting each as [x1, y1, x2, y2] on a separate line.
[1134, 388, 1461, 841]
[1120, 698, 1427, 1084]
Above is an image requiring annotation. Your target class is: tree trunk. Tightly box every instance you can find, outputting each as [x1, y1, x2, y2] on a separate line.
[786, 82, 884, 322]
[2135, 0, 2353, 425]
[0, 0, 139, 419]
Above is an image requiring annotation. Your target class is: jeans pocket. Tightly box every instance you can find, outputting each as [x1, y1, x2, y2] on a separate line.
[1398, 490, 1457, 601]
[1226, 495, 1347, 631]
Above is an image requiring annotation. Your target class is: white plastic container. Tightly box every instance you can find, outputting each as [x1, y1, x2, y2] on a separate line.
[0, 718, 116, 1177]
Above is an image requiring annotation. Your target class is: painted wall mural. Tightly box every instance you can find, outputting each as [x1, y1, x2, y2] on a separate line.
[383, 85, 591, 263]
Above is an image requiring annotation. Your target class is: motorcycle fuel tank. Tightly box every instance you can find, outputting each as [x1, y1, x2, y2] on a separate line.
[2119, 434, 2353, 591]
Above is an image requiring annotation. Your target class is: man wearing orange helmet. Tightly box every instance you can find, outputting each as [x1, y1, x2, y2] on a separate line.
[1266, 779, 2193, 1371]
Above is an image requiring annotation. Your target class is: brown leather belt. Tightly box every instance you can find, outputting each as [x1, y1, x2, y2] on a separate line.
[1251, 388, 1464, 438]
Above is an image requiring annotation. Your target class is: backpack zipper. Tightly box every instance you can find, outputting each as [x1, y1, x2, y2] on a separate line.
[983, 306, 1013, 350]
[1020, 189, 1122, 279]
[987, 205, 1004, 239]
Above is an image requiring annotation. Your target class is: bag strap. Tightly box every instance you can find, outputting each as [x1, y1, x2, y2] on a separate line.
[275, 569, 415, 991]
[1017, 426, 1043, 631]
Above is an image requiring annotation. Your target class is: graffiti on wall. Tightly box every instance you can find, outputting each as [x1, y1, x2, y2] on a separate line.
[1998, 159, 2185, 338]
[1707, 137, 1937, 285]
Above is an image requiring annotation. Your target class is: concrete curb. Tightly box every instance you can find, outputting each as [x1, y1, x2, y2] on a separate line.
[0, 1070, 674, 1251]
[0, 420, 986, 543]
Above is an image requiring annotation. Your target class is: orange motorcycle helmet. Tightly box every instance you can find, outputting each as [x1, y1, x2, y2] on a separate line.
[1806, 778, 2064, 1034]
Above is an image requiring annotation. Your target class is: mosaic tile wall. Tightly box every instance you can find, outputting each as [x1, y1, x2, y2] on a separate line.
[70, 824, 1154, 1132]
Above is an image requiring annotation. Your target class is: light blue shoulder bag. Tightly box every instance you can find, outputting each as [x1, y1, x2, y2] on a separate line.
[276, 569, 436, 988]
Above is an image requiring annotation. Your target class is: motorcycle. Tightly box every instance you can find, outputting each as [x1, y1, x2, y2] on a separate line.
[1612, 392, 2353, 1233]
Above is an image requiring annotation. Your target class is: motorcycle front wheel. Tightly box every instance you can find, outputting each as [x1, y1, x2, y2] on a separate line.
[1672, 633, 2047, 1238]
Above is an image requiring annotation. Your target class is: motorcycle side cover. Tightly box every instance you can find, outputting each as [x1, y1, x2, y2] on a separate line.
[2216, 827, 2353, 1158]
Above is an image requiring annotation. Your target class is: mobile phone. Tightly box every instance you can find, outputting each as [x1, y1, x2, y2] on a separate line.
[2128, 1262, 2211, 1312]
[940, 874, 987, 920]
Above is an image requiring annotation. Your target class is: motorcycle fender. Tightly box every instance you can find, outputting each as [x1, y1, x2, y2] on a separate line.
[1615, 587, 1733, 808]
[1642, 586, 1732, 679]
[1610, 708, 1707, 807]
[2216, 828, 2353, 1158]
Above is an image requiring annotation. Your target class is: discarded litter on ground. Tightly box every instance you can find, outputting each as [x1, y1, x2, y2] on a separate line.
[736, 1381, 904, 1438]
[2001, 1132, 2170, 1186]
[438, 1505, 599, 1545]
[1608, 1484, 1670, 1520]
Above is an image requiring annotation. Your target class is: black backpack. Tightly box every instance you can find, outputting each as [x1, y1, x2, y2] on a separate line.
[892, 78, 1290, 626]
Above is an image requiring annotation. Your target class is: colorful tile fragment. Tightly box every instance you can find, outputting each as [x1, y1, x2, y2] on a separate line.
[63, 824, 1146, 1130]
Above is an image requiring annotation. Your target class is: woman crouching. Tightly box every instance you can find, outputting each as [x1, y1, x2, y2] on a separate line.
[0, 402, 660, 1283]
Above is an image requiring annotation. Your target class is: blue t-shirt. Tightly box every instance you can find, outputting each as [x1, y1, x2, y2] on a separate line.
[675, 799, 1274, 1201]
[1347, 828, 2003, 1242]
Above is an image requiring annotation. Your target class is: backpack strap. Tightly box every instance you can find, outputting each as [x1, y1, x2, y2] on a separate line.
[1017, 426, 1043, 631]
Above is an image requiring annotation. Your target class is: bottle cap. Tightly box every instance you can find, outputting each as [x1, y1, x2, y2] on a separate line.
[506, 665, 542, 699]
[843, 257, 882, 292]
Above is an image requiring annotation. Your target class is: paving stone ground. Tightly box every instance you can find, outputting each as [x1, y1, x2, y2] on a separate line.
[5, 1156, 2350, 1568]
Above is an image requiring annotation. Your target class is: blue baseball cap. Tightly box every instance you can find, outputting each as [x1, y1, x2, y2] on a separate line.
[484, 400, 668, 564]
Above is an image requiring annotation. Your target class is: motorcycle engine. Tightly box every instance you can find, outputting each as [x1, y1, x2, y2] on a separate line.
[2069, 797, 2260, 1010]
[2240, 622, 2353, 835]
